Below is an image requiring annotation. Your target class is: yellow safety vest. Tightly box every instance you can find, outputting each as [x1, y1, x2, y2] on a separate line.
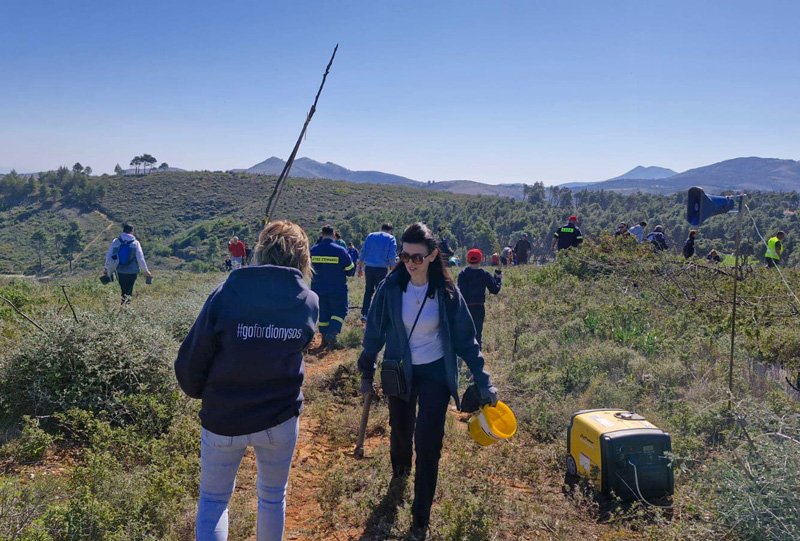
[765, 236, 783, 260]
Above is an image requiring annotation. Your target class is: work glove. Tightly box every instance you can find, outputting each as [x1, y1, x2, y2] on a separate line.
[459, 384, 481, 413]
[360, 378, 373, 396]
[479, 386, 498, 408]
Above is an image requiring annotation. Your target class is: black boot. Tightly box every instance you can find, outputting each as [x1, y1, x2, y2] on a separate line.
[408, 518, 428, 541]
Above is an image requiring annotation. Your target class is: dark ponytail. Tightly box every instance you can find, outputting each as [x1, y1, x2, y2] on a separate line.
[390, 222, 455, 297]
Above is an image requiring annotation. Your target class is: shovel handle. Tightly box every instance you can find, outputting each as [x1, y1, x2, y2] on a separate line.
[354, 391, 373, 458]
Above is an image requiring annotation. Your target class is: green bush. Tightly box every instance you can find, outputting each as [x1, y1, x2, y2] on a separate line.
[13, 416, 55, 463]
[339, 326, 363, 348]
[0, 313, 176, 425]
[703, 406, 800, 540]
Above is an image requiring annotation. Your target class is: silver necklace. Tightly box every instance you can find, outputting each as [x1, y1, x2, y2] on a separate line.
[411, 283, 427, 305]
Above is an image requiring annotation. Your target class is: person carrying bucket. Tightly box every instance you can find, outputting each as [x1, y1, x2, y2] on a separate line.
[358, 223, 498, 541]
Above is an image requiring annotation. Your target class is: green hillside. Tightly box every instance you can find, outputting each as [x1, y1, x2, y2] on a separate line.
[1, 169, 799, 275]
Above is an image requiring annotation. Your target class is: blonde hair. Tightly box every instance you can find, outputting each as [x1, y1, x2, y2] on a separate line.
[254, 220, 312, 281]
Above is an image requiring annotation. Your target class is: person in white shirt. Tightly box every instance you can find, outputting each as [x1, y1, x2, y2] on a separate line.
[357, 223, 497, 541]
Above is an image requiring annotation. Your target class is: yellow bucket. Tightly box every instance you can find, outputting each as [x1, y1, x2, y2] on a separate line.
[467, 401, 517, 446]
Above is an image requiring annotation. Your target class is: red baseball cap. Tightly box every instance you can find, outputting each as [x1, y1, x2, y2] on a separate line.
[466, 249, 483, 264]
[568, 215, 578, 222]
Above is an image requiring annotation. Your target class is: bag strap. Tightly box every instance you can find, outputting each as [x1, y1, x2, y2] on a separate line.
[400, 290, 428, 367]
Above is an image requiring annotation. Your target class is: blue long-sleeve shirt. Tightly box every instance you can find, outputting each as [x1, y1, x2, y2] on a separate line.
[359, 231, 397, 269]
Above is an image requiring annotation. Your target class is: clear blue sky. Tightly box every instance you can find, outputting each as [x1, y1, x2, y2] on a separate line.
[1, 1, 798, 183]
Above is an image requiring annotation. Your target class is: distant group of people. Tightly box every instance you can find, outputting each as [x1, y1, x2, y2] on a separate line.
[491, 215, 585, 267]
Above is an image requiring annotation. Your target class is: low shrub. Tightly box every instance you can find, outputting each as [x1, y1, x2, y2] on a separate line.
[13, 416, 55, 464]
[0, 313, 176, 426]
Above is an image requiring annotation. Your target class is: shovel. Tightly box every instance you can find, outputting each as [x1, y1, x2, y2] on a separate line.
[354, 391, 373, 459]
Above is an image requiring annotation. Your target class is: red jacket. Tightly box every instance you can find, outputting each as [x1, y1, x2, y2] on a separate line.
[228, 241, 246, 258]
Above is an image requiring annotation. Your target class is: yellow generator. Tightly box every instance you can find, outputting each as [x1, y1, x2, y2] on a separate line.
[566, 409, 673, 500]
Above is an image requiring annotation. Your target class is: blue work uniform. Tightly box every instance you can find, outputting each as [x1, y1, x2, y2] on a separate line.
[311, 238, 355, 338]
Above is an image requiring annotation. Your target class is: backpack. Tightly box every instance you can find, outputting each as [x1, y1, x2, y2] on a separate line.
[116, 238, 136, 266]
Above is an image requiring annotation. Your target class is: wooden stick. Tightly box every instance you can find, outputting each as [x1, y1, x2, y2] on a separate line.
[60, 285, 78, 323]
[0, 294, 48, 333]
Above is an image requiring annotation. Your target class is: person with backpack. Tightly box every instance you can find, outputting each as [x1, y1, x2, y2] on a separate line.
[647, 225, 669, 252]
[358, 223, 497, 541]
[103, 223, 152, 304]
[175, 220, 318, 541]
[457, 249, 502, 346]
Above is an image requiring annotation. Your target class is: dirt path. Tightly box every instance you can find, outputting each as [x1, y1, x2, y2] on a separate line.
[72, 211, 114, 264]
[236, 337, 357, 541]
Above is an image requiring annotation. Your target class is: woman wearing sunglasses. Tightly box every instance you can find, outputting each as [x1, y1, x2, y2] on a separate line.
[358, 222, 498, 540]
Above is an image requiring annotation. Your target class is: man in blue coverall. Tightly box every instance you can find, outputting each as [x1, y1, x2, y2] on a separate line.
[356, 223, 397, 321]
[311, 225, 355, 349]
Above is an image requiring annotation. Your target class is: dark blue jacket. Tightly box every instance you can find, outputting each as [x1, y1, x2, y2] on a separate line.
[174, 265, 319, 436]
[357, 272, 496, 407]
[457, 267, 502, 306]
[347, 247, 359, 265]
[311, 238, 355, 295]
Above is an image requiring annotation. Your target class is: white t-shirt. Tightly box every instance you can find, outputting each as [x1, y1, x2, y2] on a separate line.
[402, 282, 445, 365]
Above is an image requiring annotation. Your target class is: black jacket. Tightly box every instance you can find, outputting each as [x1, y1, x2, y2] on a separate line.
[357, 272, 495, 407]
[175, 266, 319, 436]
[647, 232, 669, 251]
[457, 267, 501, 306]
[683, 237, 695, 258]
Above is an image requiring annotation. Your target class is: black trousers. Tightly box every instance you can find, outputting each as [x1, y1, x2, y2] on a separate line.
[362, 266, 388, 317]
[467, 304, 486, 347]
[388, 359, 451, 527]
[117, 272, 138, 299]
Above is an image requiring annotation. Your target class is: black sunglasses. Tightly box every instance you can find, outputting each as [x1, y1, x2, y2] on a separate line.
[398, 251, 429, 264]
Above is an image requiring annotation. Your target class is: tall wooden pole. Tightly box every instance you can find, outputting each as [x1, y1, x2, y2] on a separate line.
[264, 45, 339, 223]
[728, 195, 744, 410]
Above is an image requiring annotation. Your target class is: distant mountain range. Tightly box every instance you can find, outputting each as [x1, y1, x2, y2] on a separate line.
[4, 156, 799, 197]
[241, 157, 420, 187]
[567, 158, 800, 194]
[235, 155, 800, 197]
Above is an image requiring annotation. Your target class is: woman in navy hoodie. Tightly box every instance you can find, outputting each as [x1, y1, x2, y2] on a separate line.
[175, 220, 319, 541]
[358, 222, 497, 541]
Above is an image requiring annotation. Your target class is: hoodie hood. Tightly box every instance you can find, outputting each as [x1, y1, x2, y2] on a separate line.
[225, 265, 313, 309]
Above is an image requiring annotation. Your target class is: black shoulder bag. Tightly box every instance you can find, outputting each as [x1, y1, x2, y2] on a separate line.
[380, 292, 428, 397]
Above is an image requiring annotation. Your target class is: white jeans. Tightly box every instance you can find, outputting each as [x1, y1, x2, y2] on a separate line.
[196, 417, 299, 541]
[231, 256, 242, 269]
